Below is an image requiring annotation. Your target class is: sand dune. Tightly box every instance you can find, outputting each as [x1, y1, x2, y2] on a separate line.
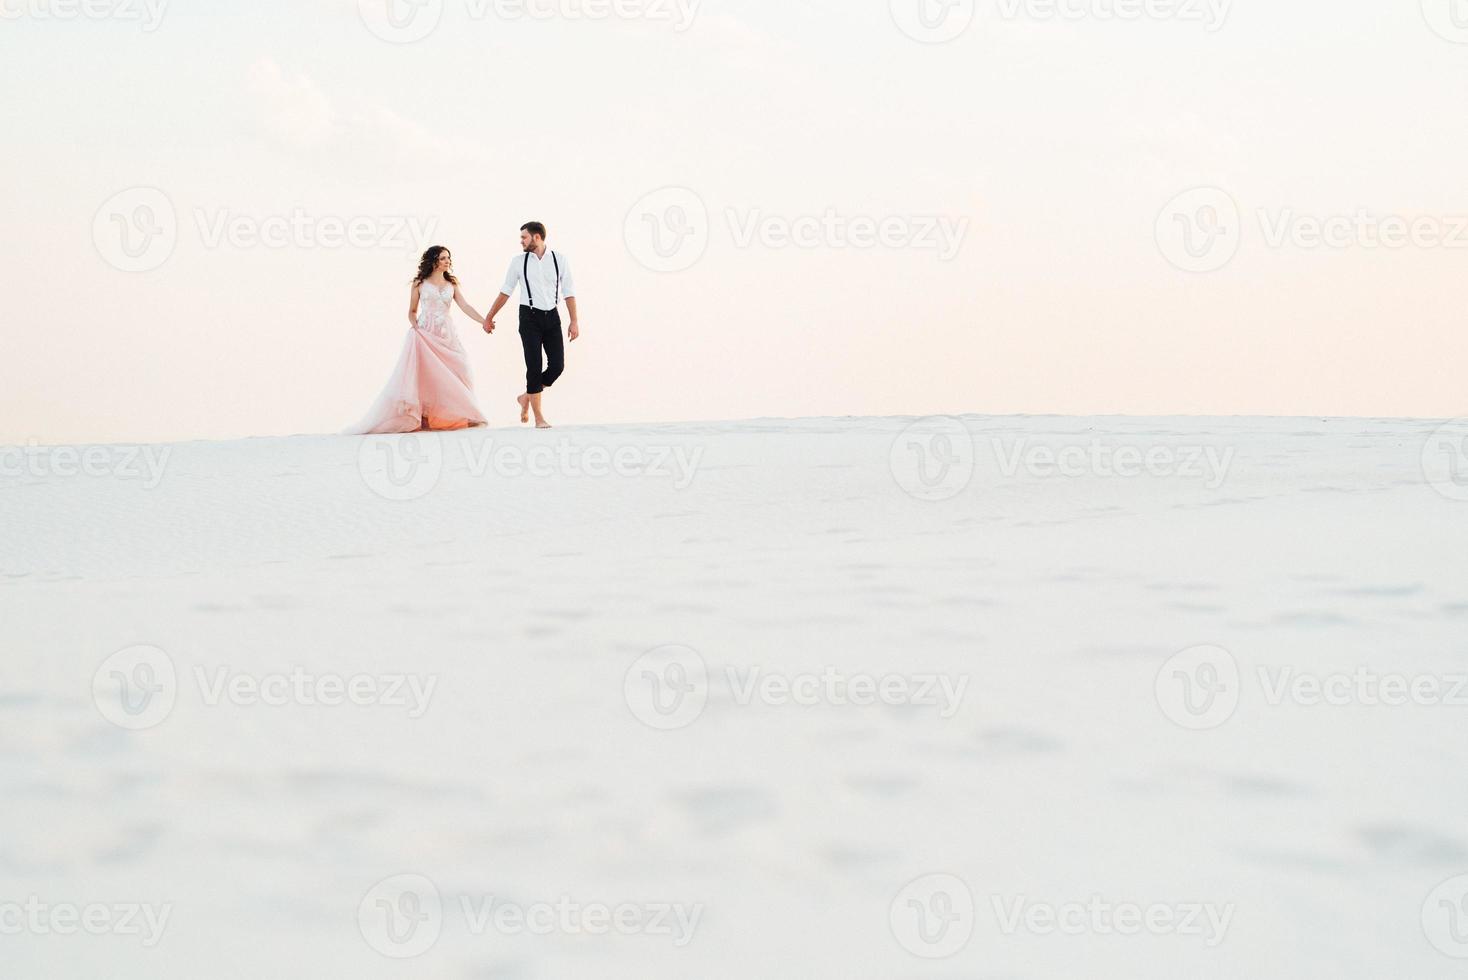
[3, 416, 1467, 978]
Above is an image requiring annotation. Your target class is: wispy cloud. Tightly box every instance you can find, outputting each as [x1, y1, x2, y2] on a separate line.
[245, 57, 460, 162]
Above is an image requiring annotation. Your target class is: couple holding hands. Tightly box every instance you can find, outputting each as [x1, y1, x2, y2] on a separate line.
[350, 222, 579, 433]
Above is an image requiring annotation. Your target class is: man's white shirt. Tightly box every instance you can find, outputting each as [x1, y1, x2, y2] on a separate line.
[502, 250, 575, 311]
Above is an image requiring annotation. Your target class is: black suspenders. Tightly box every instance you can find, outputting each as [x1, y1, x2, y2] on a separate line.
[523, 251, 561, 309]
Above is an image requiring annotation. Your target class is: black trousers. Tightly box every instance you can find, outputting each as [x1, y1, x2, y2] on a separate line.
[518, 307, 564, 395]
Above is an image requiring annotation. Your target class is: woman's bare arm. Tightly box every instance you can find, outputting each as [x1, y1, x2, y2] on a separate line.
[453, 284, 486, 326]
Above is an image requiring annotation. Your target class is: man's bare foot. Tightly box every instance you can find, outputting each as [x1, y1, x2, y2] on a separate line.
[517, 394, 530, 424]
[535, 420, 552, 429]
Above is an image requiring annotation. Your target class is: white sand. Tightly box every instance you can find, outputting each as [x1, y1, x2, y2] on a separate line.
[3, 415, 1467, 978]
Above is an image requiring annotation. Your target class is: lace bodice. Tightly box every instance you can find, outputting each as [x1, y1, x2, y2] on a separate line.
[416, 280, 456, 337]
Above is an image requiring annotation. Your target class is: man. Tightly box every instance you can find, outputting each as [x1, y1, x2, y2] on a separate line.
[484, 222, 580, 428]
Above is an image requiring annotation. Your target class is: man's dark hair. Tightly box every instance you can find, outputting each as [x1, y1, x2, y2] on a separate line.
[521, 221, 547, 240]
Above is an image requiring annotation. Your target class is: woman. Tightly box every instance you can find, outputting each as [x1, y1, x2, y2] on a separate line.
[348, 246, 489, 434]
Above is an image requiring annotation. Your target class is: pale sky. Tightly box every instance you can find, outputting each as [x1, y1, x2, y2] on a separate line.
[2, 0, 1466, 445]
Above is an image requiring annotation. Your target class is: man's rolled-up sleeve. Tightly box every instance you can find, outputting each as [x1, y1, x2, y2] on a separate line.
[501, 258, 522, 298]
[559, 255, 576, 300]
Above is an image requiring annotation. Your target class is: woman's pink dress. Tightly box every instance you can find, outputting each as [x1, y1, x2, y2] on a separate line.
[348, 280, 487, 434]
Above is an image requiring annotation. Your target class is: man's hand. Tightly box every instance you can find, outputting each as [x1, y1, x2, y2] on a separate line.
[568, 321, 580, 342]
[483, 317, 496, 335]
